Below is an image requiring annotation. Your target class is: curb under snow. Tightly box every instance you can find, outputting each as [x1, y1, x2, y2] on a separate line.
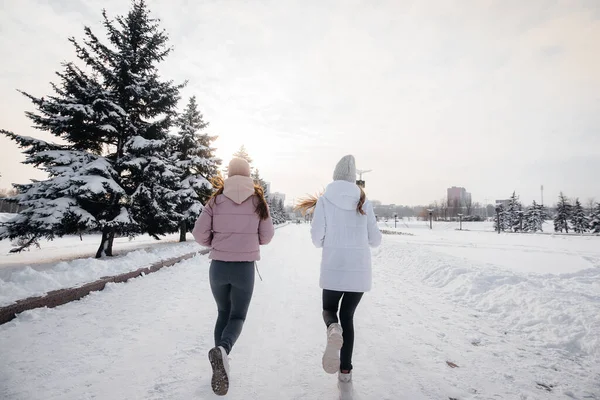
[0, 223, 290, 325]
[0, 249, 208, 325]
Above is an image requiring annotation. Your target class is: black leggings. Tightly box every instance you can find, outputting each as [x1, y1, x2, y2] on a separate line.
[322, 289, 364, 371]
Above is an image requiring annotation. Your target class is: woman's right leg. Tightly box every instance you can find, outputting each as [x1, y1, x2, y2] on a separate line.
[322, 289, 344, 374]
[322, 289, 343, 326]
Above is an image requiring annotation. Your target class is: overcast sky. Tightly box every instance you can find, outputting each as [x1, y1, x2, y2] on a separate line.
[1, 0, 598, 206]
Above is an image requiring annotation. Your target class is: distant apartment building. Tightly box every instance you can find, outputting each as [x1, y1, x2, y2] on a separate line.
[447, 186, 471, 207]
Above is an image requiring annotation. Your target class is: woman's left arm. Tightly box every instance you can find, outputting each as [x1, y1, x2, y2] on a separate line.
[310, 197, 326, 248]
[192, 201, 214, 247]
[366, 201, 382, 248]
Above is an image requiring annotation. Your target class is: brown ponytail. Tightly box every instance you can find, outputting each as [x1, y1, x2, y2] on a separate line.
[208, 175, 270, 220]
[295, 186, 366, 216]
[357, 186, 366, 215]
[253, 184, 270, 220]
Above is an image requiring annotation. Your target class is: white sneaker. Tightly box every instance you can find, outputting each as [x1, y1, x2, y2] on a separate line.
[209, 346, 230, 396]
[338, 371, 352, 383]
[338, 371, 354, 400]
[323, 323, 343, 374]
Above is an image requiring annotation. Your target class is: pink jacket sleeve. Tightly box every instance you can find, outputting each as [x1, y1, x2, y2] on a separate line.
[192, 201, 214, 247]
[259, 213, 275, 245]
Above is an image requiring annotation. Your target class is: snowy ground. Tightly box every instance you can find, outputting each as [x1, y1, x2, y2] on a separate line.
[1, 224, 599, 399]
[0, 232, 203, 306]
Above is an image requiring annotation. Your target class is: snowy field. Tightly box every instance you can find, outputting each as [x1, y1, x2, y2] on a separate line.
[1, 224, 599, 399]
[0, 231, 203, 306]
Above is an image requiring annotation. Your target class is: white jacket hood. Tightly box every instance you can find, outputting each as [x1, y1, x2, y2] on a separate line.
[323, 181, 360, 211]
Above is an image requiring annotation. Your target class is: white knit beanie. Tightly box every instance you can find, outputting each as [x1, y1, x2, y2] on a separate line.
[333, 155, 356, 183]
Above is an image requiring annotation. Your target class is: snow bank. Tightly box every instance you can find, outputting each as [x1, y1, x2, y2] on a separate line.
[0, 241, 202, 306]
[388, 238, 600, 359]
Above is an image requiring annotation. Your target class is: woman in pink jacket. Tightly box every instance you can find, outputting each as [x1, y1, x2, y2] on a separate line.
[192, 157, 275, 396]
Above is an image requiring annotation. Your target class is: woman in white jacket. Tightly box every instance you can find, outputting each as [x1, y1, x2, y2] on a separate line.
[296, 155, 382, 384]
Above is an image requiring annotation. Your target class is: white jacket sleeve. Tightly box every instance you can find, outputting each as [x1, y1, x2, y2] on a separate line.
[310, 197, 326, 248]
[366, 201, 382, 248]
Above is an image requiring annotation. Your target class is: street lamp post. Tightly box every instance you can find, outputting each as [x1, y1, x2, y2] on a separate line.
[495, 206, 501, 234]
[427, 209, 434, 230]
[356, 169, 372, 189]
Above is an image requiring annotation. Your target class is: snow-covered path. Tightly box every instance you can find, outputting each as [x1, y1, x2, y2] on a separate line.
[1, 225, 598, 399]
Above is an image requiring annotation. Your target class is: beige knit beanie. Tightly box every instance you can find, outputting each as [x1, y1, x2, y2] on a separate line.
[333, 155, 356, 183]
[227, 157, 251, 178]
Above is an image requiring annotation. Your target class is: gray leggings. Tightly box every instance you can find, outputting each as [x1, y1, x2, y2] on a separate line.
[209, 260, 255, 354]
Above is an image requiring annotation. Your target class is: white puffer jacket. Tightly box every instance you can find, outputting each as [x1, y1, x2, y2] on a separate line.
[310, 181, 382, 293]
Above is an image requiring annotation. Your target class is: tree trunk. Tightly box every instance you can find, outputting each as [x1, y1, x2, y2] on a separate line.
[179, 220, 187, 242]
[96, 227, 116, 258]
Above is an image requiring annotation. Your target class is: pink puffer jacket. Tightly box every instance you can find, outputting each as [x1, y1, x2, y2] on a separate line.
[192, 176, 275, 262]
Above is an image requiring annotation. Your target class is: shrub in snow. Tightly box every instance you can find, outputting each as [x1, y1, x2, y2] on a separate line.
[554, 192, 572, 233]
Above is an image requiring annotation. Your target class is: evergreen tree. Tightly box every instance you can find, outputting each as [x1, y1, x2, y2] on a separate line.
[570, 198, 589, 234]
[506, 191, 523, 232]
[224, 145, 253, 176]
[0, 63, 134, 255]
[170, 96, 220, 242]
[554, 192, 572, 233]
[1, 1, 183, 257]
[251, 168, 268, 196]
[590, 203, 600, 234]
[269, 198, 286, 225]
[523, 201, 548, 233]
[233, 145, 253, 165]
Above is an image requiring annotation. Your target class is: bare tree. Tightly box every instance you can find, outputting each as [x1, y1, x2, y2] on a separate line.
[440, 197, 448, 220]
[472, 201, 482, 217]
[586, 197, 596, 214]
[465, 196, 473, 216]
[450, 198, 461, 219]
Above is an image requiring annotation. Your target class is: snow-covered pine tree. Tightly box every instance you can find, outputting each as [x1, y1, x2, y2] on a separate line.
[233, 145, 253, 166]
[276, 198, 287, 224]
[268, 198, 286, 225]
[523, 201, 547, 233]
[252, 168, 269, 196]
[170, 96, 220, 242]
[590, 203, 600, 234]
[71, 0, 184, 245]
[554, 192, 572, 233]
[506, 191, 523, 232]
[0, 62, 134, 256]
[570, 198, 589, 234]
[223, 145, 253, 176]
